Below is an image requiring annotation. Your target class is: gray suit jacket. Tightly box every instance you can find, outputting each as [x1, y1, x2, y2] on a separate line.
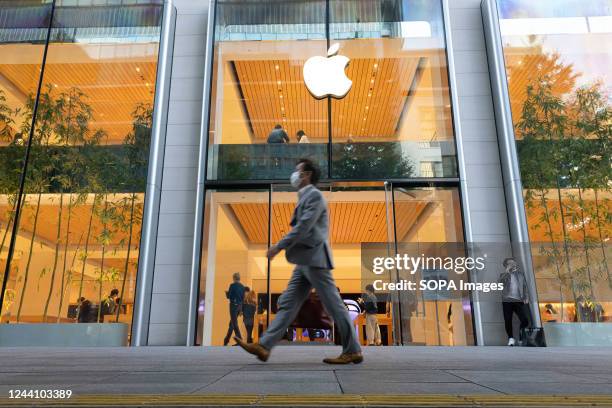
[276, 184, 334, 269]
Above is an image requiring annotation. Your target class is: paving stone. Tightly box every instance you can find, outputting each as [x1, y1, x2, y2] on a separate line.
[0, 346, 610, 396]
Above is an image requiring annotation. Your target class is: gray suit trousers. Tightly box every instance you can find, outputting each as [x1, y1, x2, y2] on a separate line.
[260, 265, 361, 355]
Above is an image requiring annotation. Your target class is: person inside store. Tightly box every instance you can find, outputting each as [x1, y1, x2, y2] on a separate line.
[543, 303, 558, 322]
[575, 295, 605, 322]
[359, 284, 382, 346]
[243, 287, 257, 343]
[267, 124, 289, 143]
[99, 289, 119, 323]
[223, 272, 245, 346]
[296, 130, 310, 144]
[498, 258, 530, 346]
[76, 297, 94, 323]
[234, 158, 363, 364]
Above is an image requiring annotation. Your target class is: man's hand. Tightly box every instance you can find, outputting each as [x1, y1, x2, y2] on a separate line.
[266, 245, 281, 260]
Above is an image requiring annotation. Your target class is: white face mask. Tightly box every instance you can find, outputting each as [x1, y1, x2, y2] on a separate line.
[290, 171, 301, 189]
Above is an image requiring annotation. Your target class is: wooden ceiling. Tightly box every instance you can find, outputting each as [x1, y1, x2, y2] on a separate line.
[0, 198, 143, 249]
[229, 200, 429, 245]
[0, 61, 157, 144]
[233, 57, 419, 141]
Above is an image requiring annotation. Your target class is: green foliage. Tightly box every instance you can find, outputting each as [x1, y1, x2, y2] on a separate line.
[332, 142, 415, 179]
[0, 83, 153, 322]
[515, 55, 611, 311]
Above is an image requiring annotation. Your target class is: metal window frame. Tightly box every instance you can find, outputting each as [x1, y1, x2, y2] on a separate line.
[187, 0, 217, 346]
[480, 0, 541, 328]
[131, 0, 177, 346]
[187, 0, 479, 346]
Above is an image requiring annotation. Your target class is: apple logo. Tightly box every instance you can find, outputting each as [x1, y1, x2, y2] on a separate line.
[303, 43, 352, 99]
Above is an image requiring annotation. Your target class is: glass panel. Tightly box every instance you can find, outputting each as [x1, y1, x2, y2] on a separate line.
[327, 182, 396, 346]
[0, 0, 52, 322]
[329, 0, 457, 179]
[1, 1, 163, 339]
[270, 183, 395, 346]
[392, 187, 472, 345]
[207, 0, 328, 181]
[497, 0, 612, 333]
[197, 189, 269, 346]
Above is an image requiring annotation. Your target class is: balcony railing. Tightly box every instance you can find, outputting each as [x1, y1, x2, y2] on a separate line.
[207, 141, 458, 181]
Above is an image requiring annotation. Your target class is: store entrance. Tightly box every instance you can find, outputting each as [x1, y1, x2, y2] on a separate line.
[196, 183, 473, 346]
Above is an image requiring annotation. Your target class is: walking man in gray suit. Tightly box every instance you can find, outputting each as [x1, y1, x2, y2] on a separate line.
[235, 159, 363, 364]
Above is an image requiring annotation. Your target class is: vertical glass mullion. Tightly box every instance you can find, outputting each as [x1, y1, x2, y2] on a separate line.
[266, 184, 272, 327]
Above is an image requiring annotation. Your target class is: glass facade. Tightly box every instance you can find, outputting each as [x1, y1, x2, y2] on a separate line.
[198, 0, 470, 346]
[0, 0, 164, 340]
[197, 185, 471, 346]
[206, 0, 457, 181]
[497, 0, 611, 328]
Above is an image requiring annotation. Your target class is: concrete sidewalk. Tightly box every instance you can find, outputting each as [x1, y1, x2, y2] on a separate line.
[1, 346, 611, 398]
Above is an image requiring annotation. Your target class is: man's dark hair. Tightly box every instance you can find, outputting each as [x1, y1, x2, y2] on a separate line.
[297, 129, 305, 136]
[502, 258, 515, 267]
[365, 284, 375, 293]
[110, 289, 119, 297]
[274, 124, 282, 129]
[297, 158, 320, 185]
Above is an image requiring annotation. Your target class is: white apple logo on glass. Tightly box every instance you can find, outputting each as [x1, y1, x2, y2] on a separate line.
[303, 43, 352, 99]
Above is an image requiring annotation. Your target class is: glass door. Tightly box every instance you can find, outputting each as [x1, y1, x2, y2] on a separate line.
[198, 184, 473, 346]
[391, 186, 473, 345]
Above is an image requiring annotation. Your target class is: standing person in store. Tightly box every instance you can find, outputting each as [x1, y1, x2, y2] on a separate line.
[498, 258, 530, 346]
[242, 287, 257, 344]
[267, 124, 289, 143]
[99, 289, 119, 323]
[234, 159, 363, 364]
[296, 130, 310, 144]
[223, 272, 245, 346]
[76, 297, 94, 323]
[359, 284, 382, 346]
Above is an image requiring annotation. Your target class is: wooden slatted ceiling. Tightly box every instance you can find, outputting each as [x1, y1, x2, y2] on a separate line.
[0, 62, 157, 144]
[228, 200, 428, 244]
[234, 59, 328, 142]
[233, 57, 419, 141]
[0, 199, 143, 247]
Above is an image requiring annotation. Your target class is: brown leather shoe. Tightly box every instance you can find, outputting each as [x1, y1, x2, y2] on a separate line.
[323, 352, 363, 365]
[234, 337, 270, 362]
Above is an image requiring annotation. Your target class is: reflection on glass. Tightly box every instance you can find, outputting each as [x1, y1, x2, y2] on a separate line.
[207, 0, 328, 181]
[330, 0, 456, 179]
[0, 1, 163, 339]
[498, 0, 611, 327]
[207, 0, 457, 181]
